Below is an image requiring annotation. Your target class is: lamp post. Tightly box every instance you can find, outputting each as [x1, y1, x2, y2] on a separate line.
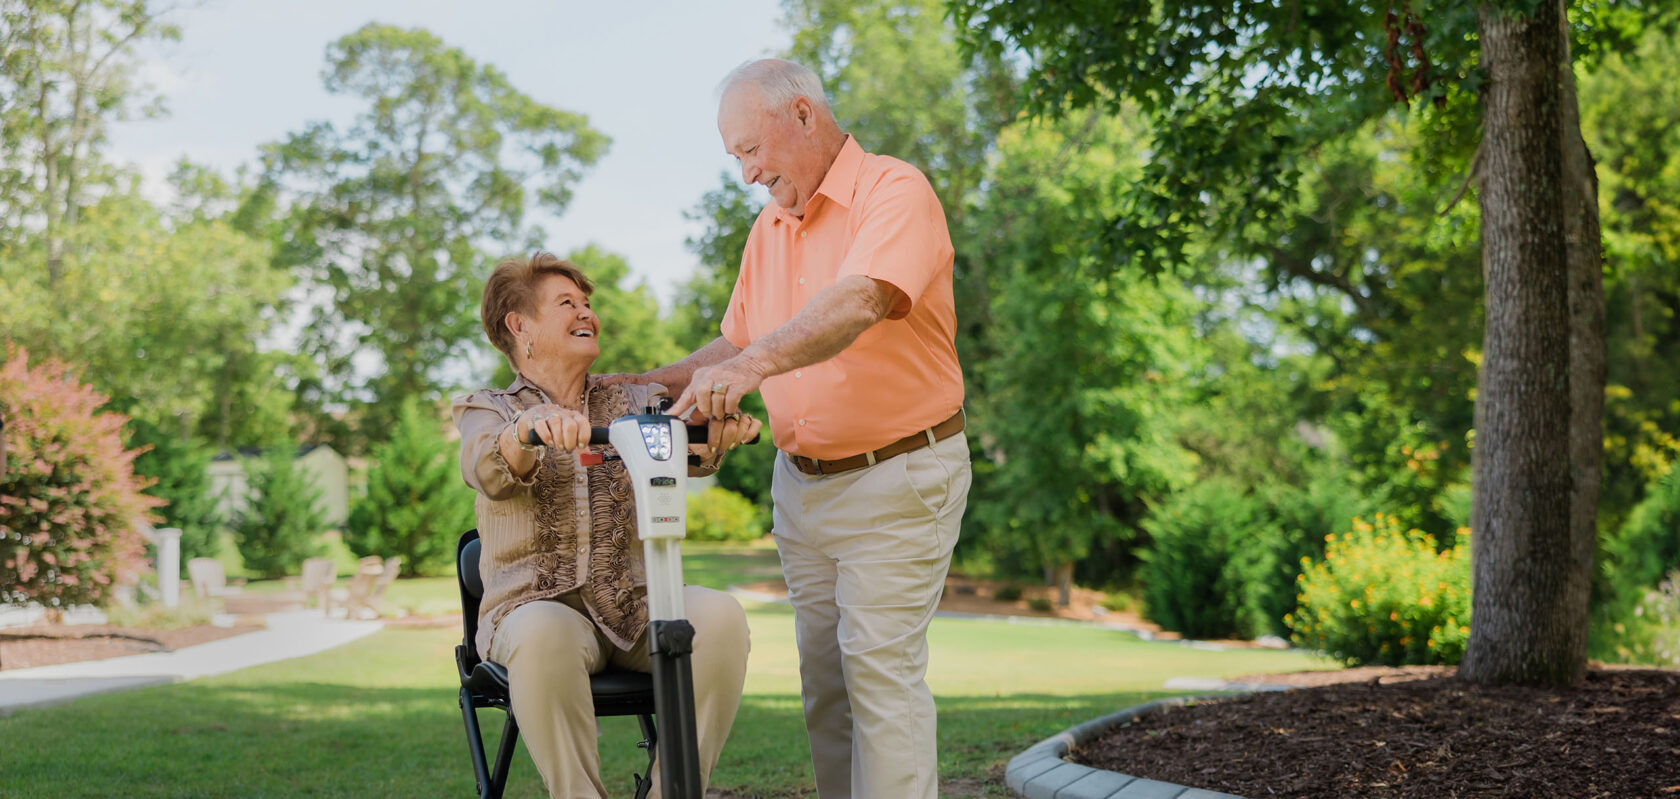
[156, 528, 182, 608]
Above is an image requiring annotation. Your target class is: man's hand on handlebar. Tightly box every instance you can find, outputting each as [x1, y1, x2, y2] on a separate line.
[668, 355, 769, 422]
[690, 411, 762, 460]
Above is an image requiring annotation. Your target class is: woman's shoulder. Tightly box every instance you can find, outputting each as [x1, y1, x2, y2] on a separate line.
[452, 386, 521, 422]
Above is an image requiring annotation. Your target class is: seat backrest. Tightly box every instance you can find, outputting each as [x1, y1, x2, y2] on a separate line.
[299, 557, 335, 593]
[370, 556, 401, 599]
[339, 557, 380, 602]
[456, 529, 482, 670]
[186, 558, 225, 598]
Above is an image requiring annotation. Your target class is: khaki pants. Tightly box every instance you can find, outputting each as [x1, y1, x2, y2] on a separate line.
[772, 432, 971, 799]
[487, 586, 750, 799]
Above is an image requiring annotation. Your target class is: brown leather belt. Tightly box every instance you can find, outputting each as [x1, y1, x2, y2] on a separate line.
[788, 410, 965, 476]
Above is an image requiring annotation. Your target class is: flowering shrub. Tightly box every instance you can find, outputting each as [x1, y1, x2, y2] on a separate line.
[0, 348, 162, 610]
[1286, 513, 1471, 666]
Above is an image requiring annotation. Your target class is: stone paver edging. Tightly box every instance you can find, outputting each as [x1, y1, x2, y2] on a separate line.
[1005, 695, 1248, 799]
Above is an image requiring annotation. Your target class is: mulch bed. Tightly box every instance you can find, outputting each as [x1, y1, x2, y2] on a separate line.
[1073, 668, 1680, 798]
[0, 623, 263, 671]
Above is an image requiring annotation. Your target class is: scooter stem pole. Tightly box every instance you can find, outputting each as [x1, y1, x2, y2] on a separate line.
[609, 415, 703, 799]
[650, 616, 702, 798]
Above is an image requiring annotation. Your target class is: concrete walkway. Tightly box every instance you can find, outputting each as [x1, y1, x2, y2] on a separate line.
[0, 611, 383, 715]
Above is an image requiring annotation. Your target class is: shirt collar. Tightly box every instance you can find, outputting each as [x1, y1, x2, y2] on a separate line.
[773, 134, 864, 225]
[507, 372, 598, 406]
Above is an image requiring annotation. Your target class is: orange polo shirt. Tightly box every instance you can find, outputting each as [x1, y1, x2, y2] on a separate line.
[720, 136, 964, 460]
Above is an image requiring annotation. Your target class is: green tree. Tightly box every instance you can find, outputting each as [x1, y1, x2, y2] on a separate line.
[1232, 119, 1485, 535]
[967, 111, 1199, 600]
[561, 245, 682, 376]
[0, 0, 178, 284]
[262, 23, 609, 447]
[0, 1, 288, 456]
[344, 397, 474, 577]
[952, 0, 1641, 686]
[672, 180, 758, 353]
[784, 0, 1014, 224]
[233, 446, 325, 580]
[0, 167, 292, 452]
[1579, 23, 1680, 524]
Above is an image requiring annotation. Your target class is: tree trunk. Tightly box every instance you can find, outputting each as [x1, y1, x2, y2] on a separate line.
[1557, 0, 1606, 685]
[1054, 561, 1073, 608]
[1460, 0, 1599, 687]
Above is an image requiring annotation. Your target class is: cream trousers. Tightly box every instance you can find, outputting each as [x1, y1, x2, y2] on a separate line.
[772, 432, 972, 799]
[487, 585, 750, 799]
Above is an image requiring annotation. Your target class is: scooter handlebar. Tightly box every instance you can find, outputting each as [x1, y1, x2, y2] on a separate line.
[526, 423, 760, 448]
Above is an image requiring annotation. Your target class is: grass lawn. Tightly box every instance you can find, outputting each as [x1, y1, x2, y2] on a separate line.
[1, 543, 1331, 798]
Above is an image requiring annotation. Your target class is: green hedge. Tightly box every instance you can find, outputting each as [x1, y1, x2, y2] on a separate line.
[685, 487, 765, 543]
[1138, 479, 1273, 639]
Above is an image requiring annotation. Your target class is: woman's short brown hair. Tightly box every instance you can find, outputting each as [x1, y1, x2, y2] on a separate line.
[481, 252, 595, 362]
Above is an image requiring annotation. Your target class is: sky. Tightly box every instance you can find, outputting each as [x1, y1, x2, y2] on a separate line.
[109, 0, 792, 307]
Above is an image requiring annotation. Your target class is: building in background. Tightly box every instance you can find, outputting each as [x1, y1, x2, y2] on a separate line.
[207, 445, 350, 528]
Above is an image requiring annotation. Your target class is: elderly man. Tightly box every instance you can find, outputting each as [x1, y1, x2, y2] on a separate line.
[625, 58, 970, 799]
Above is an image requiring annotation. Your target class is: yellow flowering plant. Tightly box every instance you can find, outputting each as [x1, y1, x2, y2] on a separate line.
[1285, 513, 1471, 666]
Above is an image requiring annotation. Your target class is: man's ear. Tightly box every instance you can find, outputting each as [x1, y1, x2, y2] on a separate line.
[793, 96, 813, 129]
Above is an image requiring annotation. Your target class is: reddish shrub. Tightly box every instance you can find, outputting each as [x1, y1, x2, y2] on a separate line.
[0, 347, 162, 610]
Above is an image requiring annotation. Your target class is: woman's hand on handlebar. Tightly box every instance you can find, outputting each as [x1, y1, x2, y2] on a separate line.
[519, 405, 592, 451]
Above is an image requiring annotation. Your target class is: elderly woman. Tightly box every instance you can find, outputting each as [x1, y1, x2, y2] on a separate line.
[453, 252, 756, 798]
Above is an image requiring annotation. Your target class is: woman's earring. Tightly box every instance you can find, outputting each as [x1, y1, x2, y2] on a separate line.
[524, 338, 533, 360]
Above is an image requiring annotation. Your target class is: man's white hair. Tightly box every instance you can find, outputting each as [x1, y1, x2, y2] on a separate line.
[718, 58, 831, 113]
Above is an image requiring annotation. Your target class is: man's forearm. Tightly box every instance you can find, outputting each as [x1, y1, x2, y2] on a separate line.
[648, 336, 742, 391]
[739, 275, 892, 379]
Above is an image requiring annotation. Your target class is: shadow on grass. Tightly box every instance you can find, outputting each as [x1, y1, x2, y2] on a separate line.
[711, 690, 1177, 799]
[0, 675, 1177, 799]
